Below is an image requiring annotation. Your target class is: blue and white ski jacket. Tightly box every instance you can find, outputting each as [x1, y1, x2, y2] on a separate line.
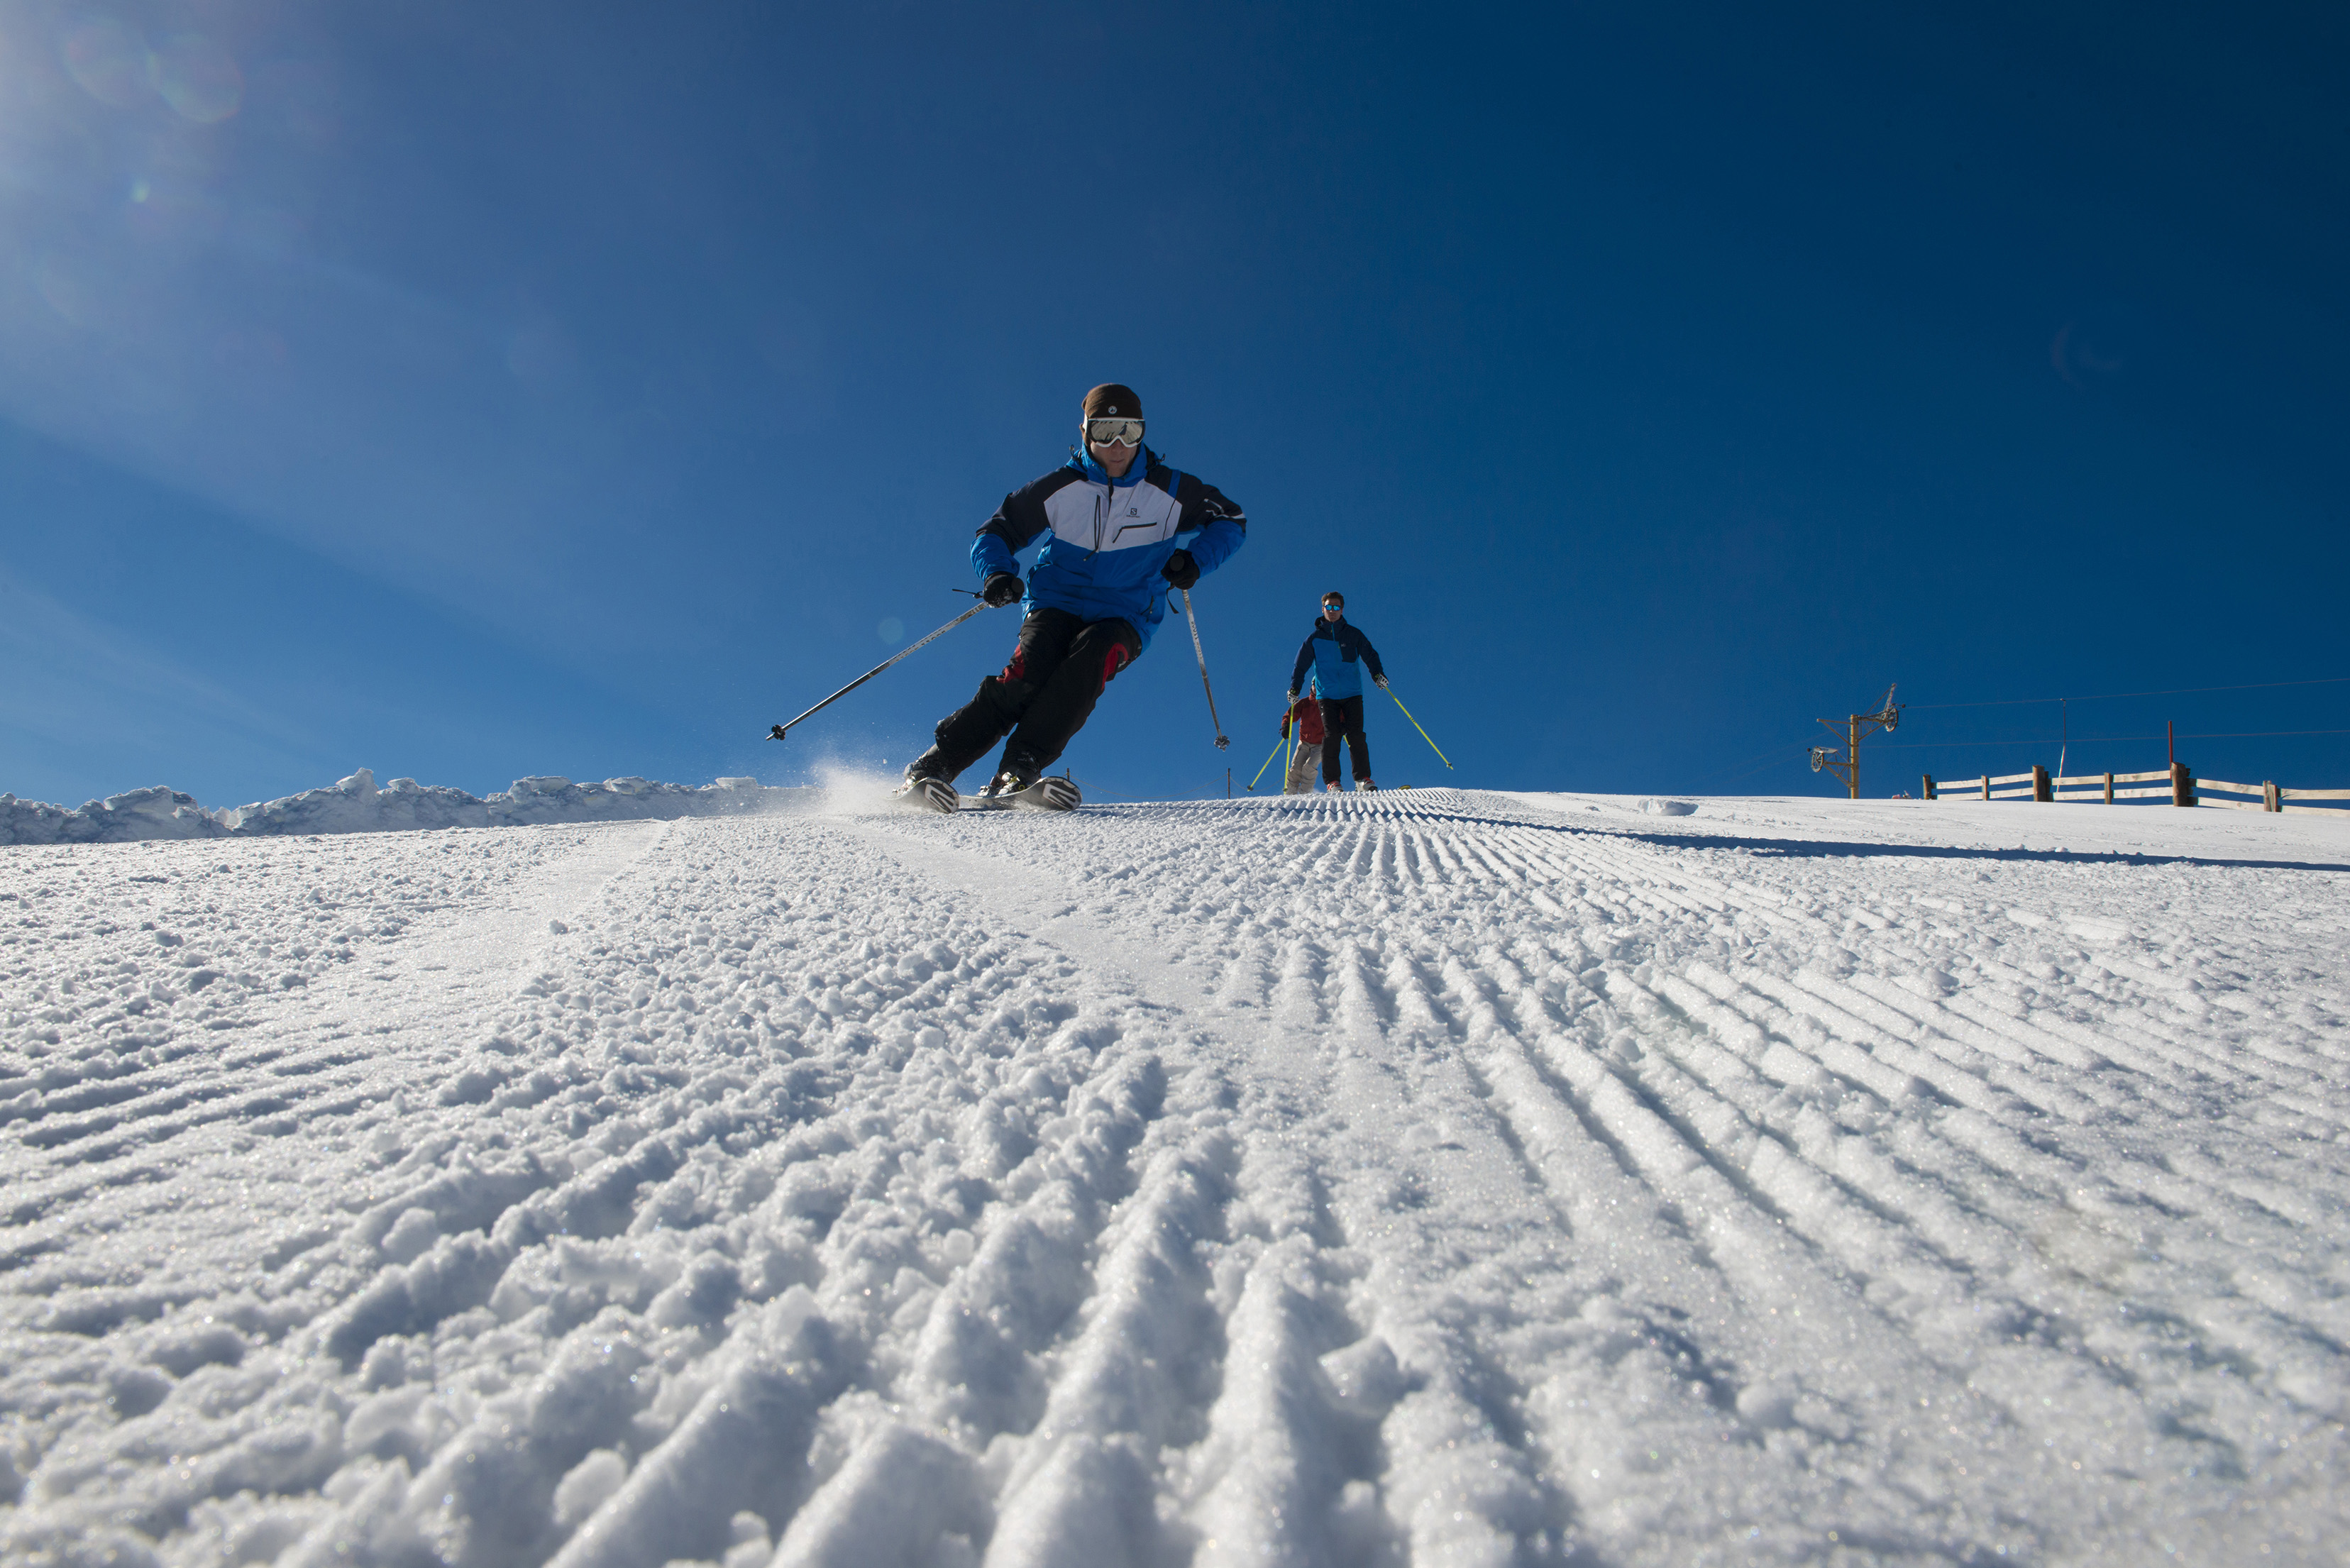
[971, 445, 1246, 653]
[1290, 617, 1385, 701]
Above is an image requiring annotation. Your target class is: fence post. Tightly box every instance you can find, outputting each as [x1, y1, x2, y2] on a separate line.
[1921, 773, 1936, 800]
[2033, 764, 2051, 802]
[2264, 780, 2279, 812]
[1980, 774, 1990, 801]
[2103, 772, 2114, 805]
[2171, 761, 2194, 807]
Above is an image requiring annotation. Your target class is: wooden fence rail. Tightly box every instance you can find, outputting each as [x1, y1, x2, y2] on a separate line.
[2196, 779, 2270, 813]
[1921, 762, 2346, 814]
[2053, 771, 2141, 803]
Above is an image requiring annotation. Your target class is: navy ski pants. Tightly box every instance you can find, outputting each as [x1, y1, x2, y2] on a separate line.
[928, 608, 1140, 781]
[1318, 695, 1372, 785]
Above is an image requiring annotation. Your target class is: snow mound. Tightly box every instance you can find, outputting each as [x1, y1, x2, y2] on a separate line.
[0, 785, 222, 844]
[484, 773, 783, 827]
[1, 768, 815, 845]
[1635, 796, 1698, 816]
[220, 769, 490, 834]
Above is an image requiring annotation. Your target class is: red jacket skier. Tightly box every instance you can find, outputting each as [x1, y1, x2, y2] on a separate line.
[1280, 695, 1325, 795]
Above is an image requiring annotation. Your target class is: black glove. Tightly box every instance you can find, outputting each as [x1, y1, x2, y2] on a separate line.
[981, 573, 1024, 607]
[1160, 549, 1199, 591]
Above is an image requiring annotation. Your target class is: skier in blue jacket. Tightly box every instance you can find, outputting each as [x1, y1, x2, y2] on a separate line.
[897, 383, 1247, 810]
[1288, 590, 1386, 792]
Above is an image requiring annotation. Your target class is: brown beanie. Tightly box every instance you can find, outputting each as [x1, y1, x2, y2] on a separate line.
[1083, 383, 1143, 421]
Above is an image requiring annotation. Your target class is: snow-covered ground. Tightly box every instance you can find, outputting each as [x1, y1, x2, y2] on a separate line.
[3, 784, 2346, 1567]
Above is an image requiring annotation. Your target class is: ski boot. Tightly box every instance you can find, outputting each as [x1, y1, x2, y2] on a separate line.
[1357, 780, 1378, 793]
[974, 755, 1035, 805]
[977, 756, 1081, 812]
[891, 753, 959, 814]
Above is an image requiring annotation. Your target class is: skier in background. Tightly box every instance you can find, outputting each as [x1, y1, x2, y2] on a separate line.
[1281, 690, 1325, 795]
[895, 383, 1248, 811]
[1288, 590, 1386, 793]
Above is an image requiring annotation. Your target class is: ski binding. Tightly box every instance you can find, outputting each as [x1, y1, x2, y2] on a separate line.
[971, 775, 1081, 812]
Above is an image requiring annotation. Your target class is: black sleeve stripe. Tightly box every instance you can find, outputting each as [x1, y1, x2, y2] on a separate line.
[977, 468, 1083, 549]
[1174, 471, 1247, 531]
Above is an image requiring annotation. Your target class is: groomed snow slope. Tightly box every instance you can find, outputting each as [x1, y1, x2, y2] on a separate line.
[3, 787, 2346, 1567]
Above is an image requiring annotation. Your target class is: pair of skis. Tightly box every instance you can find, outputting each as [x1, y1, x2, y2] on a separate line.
[894, 775, 1080, 815]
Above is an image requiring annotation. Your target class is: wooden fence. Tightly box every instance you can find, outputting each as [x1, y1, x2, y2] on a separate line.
[1922, 763, 2350, 815]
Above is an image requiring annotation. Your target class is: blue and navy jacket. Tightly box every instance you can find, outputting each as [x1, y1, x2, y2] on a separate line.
[972, 445, 1246, 653]
[1291, 617, 1385, 700]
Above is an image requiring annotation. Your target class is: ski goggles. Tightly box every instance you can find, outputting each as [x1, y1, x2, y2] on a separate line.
[1084, 417, 1144, 448]
[1322, 597, 1345, 609]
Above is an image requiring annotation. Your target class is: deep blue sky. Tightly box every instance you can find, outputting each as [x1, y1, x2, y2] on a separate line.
[4, 1, 2345, 809]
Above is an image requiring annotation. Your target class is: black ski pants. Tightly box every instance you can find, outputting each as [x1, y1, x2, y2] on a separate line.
[1319, 694, 1372, 785]
[928, 607, 1141, 782]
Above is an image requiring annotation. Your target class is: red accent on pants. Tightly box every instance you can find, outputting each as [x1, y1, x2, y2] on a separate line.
[1098, 643, 1130, 692]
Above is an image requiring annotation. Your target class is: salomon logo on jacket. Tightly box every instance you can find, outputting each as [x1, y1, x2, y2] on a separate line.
[971, 445, 1245, 652]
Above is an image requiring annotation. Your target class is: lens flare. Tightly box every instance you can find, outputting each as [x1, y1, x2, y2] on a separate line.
[153, 33, 242, 123]
[123, 173, 228, 244]
[33, 253, 99, 328]
[60, 16, 149, 108]
[877, 617, 905, 644]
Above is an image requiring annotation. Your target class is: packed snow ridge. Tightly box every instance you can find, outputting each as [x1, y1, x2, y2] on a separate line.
[1, 768, 810, 846]
[3, 784, 2348, 1565]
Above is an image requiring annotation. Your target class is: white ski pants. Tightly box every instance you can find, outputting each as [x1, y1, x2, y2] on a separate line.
[1284, 742, 1323, 795]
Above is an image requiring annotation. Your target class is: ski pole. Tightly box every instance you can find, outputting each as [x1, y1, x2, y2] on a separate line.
[1179, 587, 1229, 750]
[1246, 734, 1284, 791]
[766, 601, 989, 741]
[1384, 685, 1454, 769]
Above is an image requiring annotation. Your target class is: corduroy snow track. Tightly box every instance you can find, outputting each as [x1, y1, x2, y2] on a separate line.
[4, 786, 2348, 1565]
